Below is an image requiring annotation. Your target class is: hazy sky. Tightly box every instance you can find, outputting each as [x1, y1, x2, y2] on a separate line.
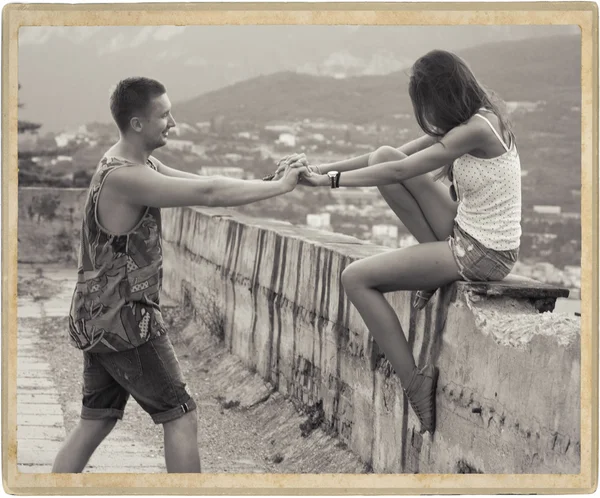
[18, 25, 579, 132]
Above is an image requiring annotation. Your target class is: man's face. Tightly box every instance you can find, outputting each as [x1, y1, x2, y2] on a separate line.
[135, 93, 176, 150]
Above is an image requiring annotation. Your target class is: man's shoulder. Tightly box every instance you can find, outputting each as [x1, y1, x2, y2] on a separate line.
[148, 155, 164, 171]
[100, 154, 135, 168]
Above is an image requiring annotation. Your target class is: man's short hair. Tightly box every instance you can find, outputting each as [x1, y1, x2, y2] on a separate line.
[109, 77, 167, 132]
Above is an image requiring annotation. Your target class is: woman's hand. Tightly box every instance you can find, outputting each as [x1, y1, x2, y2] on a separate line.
[297, 169, 329, 187]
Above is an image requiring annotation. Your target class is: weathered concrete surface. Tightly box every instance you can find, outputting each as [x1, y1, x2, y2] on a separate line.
[161, 206, 580, 474]
[16, 187, 581, 474]
[15, 264, 365, 476]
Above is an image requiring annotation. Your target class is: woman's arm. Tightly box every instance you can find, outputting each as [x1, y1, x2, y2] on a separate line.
[306, 120, 485, 187]
[396, 134, 439, 156]
[316, 153, 372, 174]
[311, 134, 438, 175]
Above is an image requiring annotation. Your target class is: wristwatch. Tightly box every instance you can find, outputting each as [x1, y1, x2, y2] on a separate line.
[327, 170, 341, 189]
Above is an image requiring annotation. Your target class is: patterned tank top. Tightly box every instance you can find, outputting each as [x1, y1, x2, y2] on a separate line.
[68, 156, 167, 353]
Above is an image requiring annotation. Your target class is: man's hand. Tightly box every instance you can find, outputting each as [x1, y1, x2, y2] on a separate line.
[273, 153, 308, 180]
[278, 162, 309, 192]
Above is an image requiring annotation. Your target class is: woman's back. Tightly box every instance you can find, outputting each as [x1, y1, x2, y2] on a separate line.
[452, 111, 522, 251]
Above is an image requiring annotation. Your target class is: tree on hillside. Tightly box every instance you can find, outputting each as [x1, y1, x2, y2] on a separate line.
[18, 83, 42, 134]
[18, 83, 81, 187]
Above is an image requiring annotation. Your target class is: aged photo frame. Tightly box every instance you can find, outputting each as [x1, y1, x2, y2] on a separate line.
[2, 1, 598, 494]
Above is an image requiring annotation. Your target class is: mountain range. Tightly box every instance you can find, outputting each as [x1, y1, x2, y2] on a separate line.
[171, 34, 580, 127]
[18, 25, 579, 132]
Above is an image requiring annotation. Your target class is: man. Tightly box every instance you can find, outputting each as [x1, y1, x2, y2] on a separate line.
[52, 77, 305, 473]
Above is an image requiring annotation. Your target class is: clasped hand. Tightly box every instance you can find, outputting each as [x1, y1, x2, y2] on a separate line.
[271, 153, 325, 187]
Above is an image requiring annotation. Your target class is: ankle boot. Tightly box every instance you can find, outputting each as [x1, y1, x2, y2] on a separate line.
[412, 289, 437, 310]
[403, 363, 439, 434]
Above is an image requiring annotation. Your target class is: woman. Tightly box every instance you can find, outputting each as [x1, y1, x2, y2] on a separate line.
[273, 49, 521, 434]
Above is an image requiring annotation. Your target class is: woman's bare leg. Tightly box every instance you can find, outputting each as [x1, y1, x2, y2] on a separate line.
[341, 241, 460, 383]
[341, 241, 461, 433]
[369, 146, 458, 307]
[370, 146, 457, 243]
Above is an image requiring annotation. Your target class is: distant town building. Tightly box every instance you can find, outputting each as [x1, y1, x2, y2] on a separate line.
[50, 156, 73, 166]
[55, 132, 78, 148]
[166, 139, 194, 153]
[191, 144, 206, 157]
[306, 213, 331, 230]
[533, 205, 561, 215]
[224, 153, 243, 162]
[170, 123, 198, 136]
[335, 188, 379, 206]
[198, 166, 245, 179]
[398, 234, 419, 249]
[277, 133, 296, 147]
[371, 224, 400, 248]
[265, 124, 295, 134]
[372, 224, 398, 239]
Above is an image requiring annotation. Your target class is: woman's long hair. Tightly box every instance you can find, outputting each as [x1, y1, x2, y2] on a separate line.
[408, 49, 515, 180]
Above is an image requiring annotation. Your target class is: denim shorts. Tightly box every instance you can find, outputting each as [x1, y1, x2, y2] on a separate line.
[81, 334, 196, 424]
[446, 222, 518, 282]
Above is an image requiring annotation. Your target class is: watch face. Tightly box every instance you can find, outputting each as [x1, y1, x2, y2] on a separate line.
[328, 171, 338, 178]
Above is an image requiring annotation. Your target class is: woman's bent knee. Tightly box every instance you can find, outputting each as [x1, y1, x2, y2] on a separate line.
[341, 264, 364, 292]
[369, 145, 407, 166]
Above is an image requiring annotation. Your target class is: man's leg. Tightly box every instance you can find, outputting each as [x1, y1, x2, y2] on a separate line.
[52, 350, 129, 473]
[52, 418, 117, 473]
[120, 334, 201, 473]
[163, 411, 201, 473]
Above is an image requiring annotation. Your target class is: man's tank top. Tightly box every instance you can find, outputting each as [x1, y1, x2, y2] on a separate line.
[68, 156, 167, 353]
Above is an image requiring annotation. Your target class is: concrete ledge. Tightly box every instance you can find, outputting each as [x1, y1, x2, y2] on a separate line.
[161, 206, 580, 474]
[16, 188, 579, 474]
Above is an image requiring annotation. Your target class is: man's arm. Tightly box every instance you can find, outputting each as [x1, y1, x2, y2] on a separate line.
[151, 156, 202, 179]
[104, 164, 302, 208]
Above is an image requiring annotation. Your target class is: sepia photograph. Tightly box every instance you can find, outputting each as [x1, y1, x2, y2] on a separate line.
[3, 3, 597, 495]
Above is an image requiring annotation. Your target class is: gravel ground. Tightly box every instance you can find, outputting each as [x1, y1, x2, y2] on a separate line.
[20, 269, 367, 474]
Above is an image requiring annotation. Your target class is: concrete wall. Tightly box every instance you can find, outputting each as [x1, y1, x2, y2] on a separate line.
[17, 188, 580, 473]
[160, 206, 580, 474]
